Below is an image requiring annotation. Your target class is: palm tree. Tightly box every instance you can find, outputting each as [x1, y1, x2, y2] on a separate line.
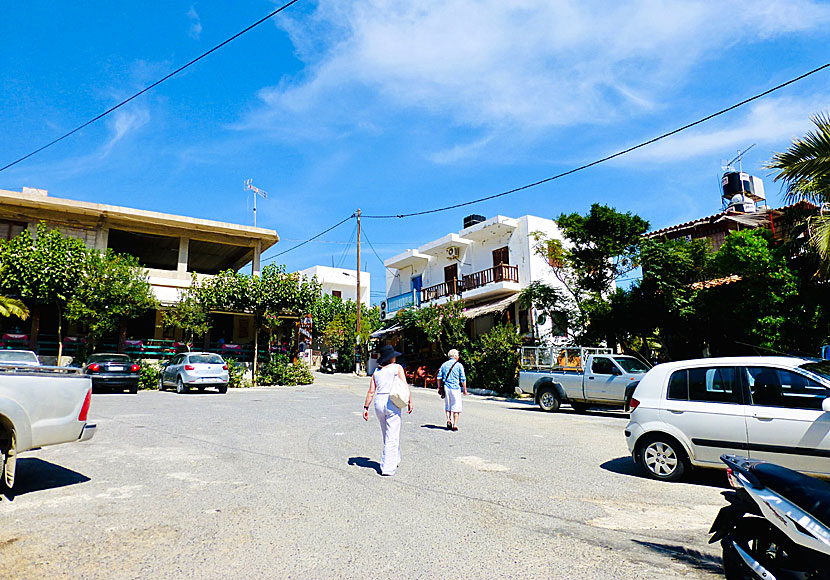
[766, 113, 830, 261]
[0, 295, 29, 320]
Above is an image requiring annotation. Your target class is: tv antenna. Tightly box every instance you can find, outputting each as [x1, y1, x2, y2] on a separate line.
[244, 179, 268, 227]
[721, 143, 756, 174]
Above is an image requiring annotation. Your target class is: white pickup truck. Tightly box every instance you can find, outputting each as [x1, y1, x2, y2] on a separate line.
[0, 364, 97, 490]
[518, 346, 652, 412]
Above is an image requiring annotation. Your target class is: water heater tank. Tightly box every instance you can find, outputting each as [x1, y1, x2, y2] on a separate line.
[463, 214, 486, 229]
[722, 171, 755, 200]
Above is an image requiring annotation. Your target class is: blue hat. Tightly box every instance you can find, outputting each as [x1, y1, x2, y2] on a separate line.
[377, 344, 402, 366]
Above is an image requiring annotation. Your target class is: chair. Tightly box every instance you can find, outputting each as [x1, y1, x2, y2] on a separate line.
[414, 365, 428, 387]
[405, 367, 416, 385]
[424, 369, 438, 389]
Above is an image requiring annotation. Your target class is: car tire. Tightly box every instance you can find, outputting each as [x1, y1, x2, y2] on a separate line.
[537, 386, 561, 412]
[638, 435, 688, 482]
[176, 377, 186, 394]
[158, 376, 165, 391]
[218, 383, 228, 394]
[1, 429, 16, 491]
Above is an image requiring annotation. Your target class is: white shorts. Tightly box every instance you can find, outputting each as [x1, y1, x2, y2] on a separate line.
[445, 388, 462, 413]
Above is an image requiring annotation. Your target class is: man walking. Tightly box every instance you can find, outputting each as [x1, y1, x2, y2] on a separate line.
[437, 349, 467, 431]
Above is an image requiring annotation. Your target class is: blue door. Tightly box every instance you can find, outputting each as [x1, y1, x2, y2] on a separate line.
[411, 275, 423, 306]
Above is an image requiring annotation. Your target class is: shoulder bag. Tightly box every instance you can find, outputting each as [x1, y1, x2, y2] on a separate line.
[389, 367, 411, 410]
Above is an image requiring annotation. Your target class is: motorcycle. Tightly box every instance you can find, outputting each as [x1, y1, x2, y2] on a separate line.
[709, 454, 830, 579]
[320, 351, 338, 374]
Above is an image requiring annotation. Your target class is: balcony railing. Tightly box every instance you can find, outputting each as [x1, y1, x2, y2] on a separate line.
[387, 290, 417, 312]
[462, 264, 519, 291]
[419, 265, 520, 303]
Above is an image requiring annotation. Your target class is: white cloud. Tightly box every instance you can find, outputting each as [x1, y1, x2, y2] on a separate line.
[101, 108, 151, 155]
[187, 6, 202, 40]
[620, 96, 829, 163]
[428, 134, 494, 164]
[258, 0, 830, 133]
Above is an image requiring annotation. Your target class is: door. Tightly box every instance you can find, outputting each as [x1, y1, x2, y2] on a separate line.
[584, 356, 625, 402]
[164, 354, 182, 384]
[411, 275, 423, 306]
[744, 366, 830, 475]
[492, 246, 509, 282]
[659, 365, 749, 466]
[444, 264, 458, 294]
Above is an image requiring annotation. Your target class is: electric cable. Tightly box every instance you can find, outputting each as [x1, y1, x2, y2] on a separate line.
[362, 62, 830, 219]
[335, 222, 358, 268]
[261, 213, 354, 262]
[361, 226, 399, 277]
[0, 0, 304, 174]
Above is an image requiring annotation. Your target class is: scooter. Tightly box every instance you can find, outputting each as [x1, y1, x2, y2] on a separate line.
[320, 351, 338, 374]
[709, 454, 830, 579]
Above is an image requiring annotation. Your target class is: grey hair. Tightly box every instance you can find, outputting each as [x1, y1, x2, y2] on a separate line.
[447, 349, 460, 359]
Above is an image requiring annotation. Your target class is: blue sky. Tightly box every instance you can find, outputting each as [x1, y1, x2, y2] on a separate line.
[3, 1, 830, 303]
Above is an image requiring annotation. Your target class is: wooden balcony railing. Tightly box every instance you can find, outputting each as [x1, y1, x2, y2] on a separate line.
[462, 264, 519, 291]
[419, 264, 519, 303]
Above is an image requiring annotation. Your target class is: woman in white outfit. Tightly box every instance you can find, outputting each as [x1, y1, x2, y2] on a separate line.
[362, 345, 412, 476]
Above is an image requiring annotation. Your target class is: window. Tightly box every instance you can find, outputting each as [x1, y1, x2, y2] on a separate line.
[518, 308, 530, 334]
[613, 357, 651, 373]
[668, 366, 740, 404]
[591, 357, 619, 375]
[189, 354, 224, 365]
[745, 367, 830, 411]
[331, 290, 342, 299]
[492, 246, 509, 266]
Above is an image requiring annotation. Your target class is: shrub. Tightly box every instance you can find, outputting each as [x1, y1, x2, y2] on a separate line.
[462, 324, 521, 395]
[225, 357, 251, 388]
[257, 355, 314, 386]
[139, 362, 161, 391]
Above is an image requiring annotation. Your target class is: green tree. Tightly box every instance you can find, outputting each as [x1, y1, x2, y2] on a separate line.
[767, 113, 830, 263]
[322, 299, 381, 371]
[462, 324, 522, 395]
[0, 296, 29, 320]
[163, 281, 211, 349]
[0, 223, 89, 359]
[65, 249, 158, 349]
[395, 299, 468, 355]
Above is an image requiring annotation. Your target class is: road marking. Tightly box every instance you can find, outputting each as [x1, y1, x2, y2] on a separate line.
[456, 456, 510, 472]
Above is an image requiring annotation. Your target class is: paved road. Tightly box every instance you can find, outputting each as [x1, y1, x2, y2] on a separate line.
[1, 374, 726, 579]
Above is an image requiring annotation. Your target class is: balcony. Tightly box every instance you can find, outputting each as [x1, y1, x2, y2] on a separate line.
[419, 265, 520, 304]
[386, 290, 417, 312]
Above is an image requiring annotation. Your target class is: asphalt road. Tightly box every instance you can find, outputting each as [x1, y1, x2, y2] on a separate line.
[1, 374, 726, 579]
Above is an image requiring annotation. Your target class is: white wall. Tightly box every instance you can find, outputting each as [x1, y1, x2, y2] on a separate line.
[300, 265, 371, 304]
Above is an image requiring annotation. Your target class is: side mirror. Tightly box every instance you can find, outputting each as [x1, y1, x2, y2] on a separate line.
[823, 398, 830, 413]
[160, 361, 169, 368]
[612, 367, 622, 376]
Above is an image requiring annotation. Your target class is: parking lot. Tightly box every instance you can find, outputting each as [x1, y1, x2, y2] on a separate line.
[1, 373, 726, 579]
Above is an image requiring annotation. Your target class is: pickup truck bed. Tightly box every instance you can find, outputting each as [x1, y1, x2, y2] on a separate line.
[0, 365, 97, 490]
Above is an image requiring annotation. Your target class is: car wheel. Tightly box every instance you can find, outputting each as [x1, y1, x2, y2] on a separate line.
[639, 435, 688, 482]
[158, 375, 165, 391]
[570, 402, 589, 413]
[218, 383, 228, 394]
[176, 377, 186, 394]
[1, 430, 16, 491]
[537, 386, 561, 412]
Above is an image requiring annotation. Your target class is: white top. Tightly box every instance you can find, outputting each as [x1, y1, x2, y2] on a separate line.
[373, 363, 402, 395]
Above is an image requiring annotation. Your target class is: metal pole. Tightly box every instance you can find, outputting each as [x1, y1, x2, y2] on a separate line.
[356, 209, 362, 374]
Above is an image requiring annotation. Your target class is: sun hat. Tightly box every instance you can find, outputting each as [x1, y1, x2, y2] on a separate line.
[377, 344, 403, 366]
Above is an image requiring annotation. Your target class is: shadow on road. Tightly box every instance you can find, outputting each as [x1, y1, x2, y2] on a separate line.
[2, 458, 91, 501]
[601, 456, 730, 489]
[633, 540, 723, 574]
[508, 406, 629, 419]
[420, 424, 451, 430]
[347, 456, 381, 475]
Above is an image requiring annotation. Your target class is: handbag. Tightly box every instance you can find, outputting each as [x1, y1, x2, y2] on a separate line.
[389, 374, 411, 410]
[438, 361, 458, 399]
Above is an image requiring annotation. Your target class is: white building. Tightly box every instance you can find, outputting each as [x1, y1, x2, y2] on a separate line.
[382, 214, 567, 340]
[299, 265, 370, 304]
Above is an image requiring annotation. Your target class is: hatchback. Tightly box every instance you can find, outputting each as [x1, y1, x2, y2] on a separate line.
[84, 353, 141, 393]
[625, 356, 830, 481]
[160, 352, 229, 393]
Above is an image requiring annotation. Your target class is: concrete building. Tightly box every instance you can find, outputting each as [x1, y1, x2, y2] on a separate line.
[381, 214, 567, 341]
[0, 187, 279, 355]
[298, 265, 370, 304]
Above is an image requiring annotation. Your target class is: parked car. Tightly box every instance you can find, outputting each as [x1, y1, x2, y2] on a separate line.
[0, 349, 40, 367]
[159, 352, 229, 394]
[0, 364, 96, 490]
[518, 346, 651, 412]
[625, 356, 830, 481]
[83, 353, 141, 394]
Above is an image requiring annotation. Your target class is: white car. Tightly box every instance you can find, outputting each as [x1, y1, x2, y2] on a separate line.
[0, 350, 40, 367]
[625, 356, 830, 481]
[159, 352, 229, 394]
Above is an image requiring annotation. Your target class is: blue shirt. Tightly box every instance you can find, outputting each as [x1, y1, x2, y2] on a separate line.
[438, 358, 466, 390]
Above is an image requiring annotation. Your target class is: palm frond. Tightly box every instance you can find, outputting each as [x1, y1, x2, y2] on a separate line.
[0, 295, 29, 320]
[809, 214, 830, 262]
[766, 113, 830, 204]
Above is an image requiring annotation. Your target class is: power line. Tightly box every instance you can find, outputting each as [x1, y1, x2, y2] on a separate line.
[363, 62, 830, 219]
[0, 0, 303, 174]
[361, 226, 399, 276]
[335, 222, 358, 268]
[261, 214, 355, 262]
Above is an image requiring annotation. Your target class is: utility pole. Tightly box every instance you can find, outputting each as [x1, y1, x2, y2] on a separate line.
[356, 209, 362, 374]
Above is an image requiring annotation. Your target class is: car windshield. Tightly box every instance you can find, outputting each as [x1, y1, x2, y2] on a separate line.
[613, 356, 651, 373]
[0, 351, 38, 363]
[88, 354, 132, 363]
[798, 361, 830, 384]
[189, 354, 224, 365]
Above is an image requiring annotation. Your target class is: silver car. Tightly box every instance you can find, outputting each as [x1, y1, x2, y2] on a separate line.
[0, 349, 40, 367]
[159, 352, 229, 394]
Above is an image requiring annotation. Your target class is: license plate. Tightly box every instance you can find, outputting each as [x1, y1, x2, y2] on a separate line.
[110, 366, 124, 371]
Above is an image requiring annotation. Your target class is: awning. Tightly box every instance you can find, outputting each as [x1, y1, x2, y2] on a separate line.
[370, 324, 402, 339]
[462, 294, 520, 319]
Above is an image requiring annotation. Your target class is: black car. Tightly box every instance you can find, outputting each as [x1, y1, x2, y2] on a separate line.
[84, 353, 141, 393]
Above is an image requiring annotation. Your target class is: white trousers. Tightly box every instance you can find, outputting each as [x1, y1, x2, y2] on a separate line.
[374, 394, 402, 476]
[444, 388, 462, 413]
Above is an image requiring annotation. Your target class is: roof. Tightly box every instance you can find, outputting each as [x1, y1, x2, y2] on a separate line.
[370, 324, 402, 338]
[462, 294, 519, 319]
[690, 275, 742, 290]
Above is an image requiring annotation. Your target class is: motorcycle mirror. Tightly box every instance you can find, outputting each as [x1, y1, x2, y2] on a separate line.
[823, 398, 830, 413]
